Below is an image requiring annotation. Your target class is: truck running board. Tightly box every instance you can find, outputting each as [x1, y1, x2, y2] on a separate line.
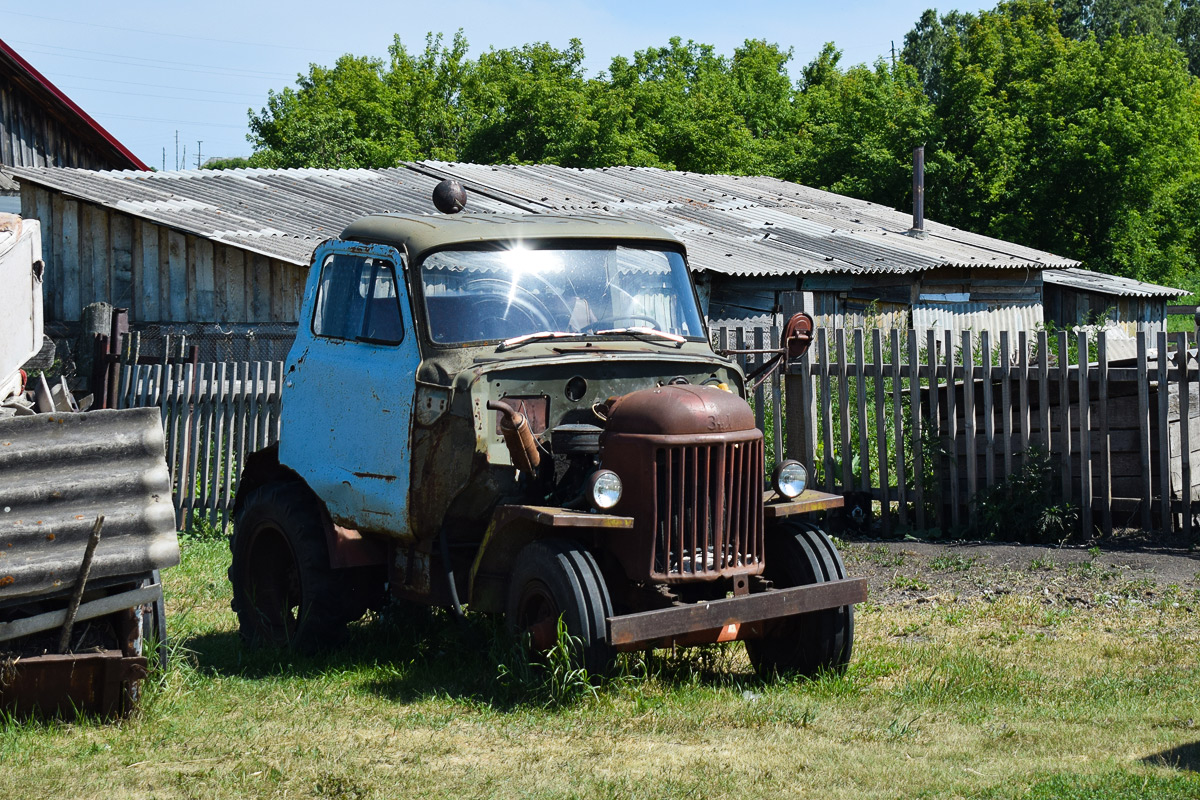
[607, 577, 868, 651]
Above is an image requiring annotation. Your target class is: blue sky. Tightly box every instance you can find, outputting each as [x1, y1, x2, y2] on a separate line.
[0, 0, 980, 170]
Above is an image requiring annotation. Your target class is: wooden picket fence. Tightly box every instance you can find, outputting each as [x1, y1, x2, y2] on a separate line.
[116, 356, 283, 530]
[115, 325, 1199, 539]
[784, 327, 1199, 539]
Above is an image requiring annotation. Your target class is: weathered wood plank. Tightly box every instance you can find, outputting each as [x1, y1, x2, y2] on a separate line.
[1136, 332, 1152, 531]
[1157, 332, 1170, 530]
[890, 329, 908, 528]
[962, 331, 977, 513]
[195, 238, 216, 320]
[945, 330, 959, 530]
[1077, 331, 1092, 535]
[926, 329, 941, 531]
[110, 212, 132, 309]
[981, 330, 995, 488]
[168, 230, 187, 321]
[1000, 331, 1014, 477]
[138, 220, 160, 321]
[871, 330, 890, 536]
[1097, 333, 1112, 535]
[909, 330, 925, 530]
[59, 198, 80, 321]
[1058, 331, 1072, 503]
[854, 330, 869, 493]
[250, 254, 271, 322]
[837, 329, 851, 492]
[89, 205, 110, 306]
[1178, 333, 1192, 538]
[819, 329, 834, 492]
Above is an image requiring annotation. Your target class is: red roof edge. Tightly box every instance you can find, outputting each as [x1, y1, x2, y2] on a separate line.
[0, 37, 150, 171]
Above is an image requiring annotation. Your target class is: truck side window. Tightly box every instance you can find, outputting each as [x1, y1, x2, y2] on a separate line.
[313, 253, 405, 344]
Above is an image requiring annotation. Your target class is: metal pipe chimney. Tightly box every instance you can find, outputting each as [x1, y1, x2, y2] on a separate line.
[909, 146, 926, 238]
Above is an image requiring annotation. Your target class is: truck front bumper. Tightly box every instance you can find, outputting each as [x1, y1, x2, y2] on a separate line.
[607, 576, 867, 651]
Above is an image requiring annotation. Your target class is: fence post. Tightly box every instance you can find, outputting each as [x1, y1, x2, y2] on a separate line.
[1077, 331, 1092, 537]
[1157, 332, 1171, 532]
[871, 330, 890, 536]
[1136, 331, 1152, 531]
[1097, 331, 1112, 536]
[1177, 332, 1192, 540]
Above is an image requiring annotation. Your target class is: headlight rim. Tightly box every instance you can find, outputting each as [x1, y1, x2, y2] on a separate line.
[588, 468, 623, 510]
[772, 459, 808, 499]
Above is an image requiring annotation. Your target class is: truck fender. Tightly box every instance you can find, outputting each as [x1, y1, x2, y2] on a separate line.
[234, 445, 386, 570]
[467, 505, 634, 614]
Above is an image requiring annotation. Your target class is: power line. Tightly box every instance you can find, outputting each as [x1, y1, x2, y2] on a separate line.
[8, 39, 296, 80]
[57, 85, 261, 106]
[46, 72, 266, 99]
[1, 8, 344, 54]
[97, 112, 249, 130]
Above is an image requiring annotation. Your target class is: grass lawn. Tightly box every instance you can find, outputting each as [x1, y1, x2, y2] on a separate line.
[2, 535, 1198, 799]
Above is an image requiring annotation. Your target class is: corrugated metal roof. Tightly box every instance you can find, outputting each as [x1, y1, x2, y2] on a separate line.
[7, 161, 1080, 278]
[0, 408, 179, 604]
[1042, 267, 1185, 299]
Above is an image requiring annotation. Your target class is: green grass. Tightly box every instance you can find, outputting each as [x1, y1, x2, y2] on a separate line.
[0, 537, 1198, 799]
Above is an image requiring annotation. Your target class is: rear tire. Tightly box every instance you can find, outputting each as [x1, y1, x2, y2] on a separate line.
[506, 539, 613, 675]
[746, 520, 854, 678]
[228, 481, 352, 651]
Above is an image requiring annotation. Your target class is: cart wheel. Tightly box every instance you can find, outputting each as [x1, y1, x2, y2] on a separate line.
[229, 481, 349, 651]
[506, 539, 613, 675]
[746, 520, 854, 678]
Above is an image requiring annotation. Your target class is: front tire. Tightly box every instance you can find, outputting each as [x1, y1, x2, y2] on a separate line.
[746, 520, 855, 678]
[229, 481, 351, 651]
[506, 539, 614, 675]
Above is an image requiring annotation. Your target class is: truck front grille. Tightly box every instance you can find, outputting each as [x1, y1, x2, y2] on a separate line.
[650, 436, 763, 579]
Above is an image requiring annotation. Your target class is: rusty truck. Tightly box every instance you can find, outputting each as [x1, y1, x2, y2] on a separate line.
[229, 185, 865, 676]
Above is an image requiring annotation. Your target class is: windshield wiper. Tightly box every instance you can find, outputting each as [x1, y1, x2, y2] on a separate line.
[497, 331, 577, 351]
[593, 326, 686, 346]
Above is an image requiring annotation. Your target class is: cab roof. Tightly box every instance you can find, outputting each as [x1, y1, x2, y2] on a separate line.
[339, 213, 683, 260]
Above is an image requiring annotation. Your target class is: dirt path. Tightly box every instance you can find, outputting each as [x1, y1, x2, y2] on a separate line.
[840, 538, 1200, 606]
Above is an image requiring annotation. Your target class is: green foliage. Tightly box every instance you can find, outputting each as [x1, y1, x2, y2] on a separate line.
[493, 615, 597, 708]
[971, 446, 1079, 542]
[200, 157, 252, 170]
[910, 1, 1200, 288]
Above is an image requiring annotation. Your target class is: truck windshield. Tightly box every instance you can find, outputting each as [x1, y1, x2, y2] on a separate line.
[420, 245, 706, 345]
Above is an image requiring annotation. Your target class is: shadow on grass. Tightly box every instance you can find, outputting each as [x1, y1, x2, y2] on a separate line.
[180, 604, 774, 711]
[1143, 740, 1200, 772]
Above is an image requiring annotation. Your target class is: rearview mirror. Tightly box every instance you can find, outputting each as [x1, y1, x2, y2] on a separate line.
[783, 312, 814, 361]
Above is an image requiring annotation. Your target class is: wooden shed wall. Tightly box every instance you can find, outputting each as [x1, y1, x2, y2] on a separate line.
[1, 73, 114, 170]
[1043, 285, 1167, 336]
[21, 185, 305, 324]
[802, 266, 1044, 332]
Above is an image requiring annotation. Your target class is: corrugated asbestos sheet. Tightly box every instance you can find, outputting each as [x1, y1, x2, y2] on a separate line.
[1042, 267, 1184, 299]
[420, 162, 1080, 276]
[7, 162, 1079, 279]
[6, 166, 517, 266]
[0, 408, 179, 604]
[912, 302, 1044, 342]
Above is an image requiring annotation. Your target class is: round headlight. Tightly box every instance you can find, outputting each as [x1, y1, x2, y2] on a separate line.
[773, 460, 808, 498]
[588, 469, 623, 510]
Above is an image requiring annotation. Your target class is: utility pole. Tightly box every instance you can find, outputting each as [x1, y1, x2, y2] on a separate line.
[162, 147, 166, 172]
[196, 141, 203, 169]
[182, 144, 187, 171]
[174, 130, 179, 171]
[891, 41, 896, 69]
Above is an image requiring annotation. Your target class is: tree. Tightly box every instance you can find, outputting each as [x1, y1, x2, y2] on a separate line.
[791, 44, 938, 209]
[927, 0, 1200, 284]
